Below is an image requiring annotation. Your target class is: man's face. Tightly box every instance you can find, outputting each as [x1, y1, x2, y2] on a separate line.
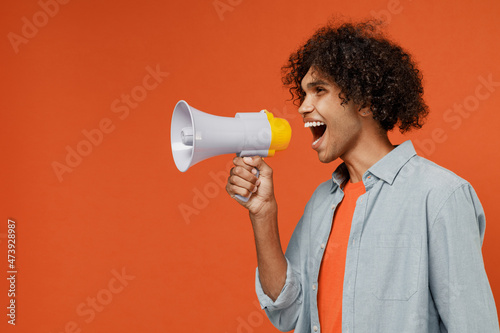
[299, 67, 364, 163]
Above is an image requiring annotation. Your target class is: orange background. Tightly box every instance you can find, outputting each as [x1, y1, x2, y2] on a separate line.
[1, 0, 499, 332]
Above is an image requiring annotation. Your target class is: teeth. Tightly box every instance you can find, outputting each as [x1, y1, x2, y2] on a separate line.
[313, 137, 321, 145]
[304, 121, 325, 128]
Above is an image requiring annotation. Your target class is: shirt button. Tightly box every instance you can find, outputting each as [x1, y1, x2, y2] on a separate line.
[352, 239, 356, 246]
[331, 204, 336, 210]
[313, 325, 319, 332]
[321, 243, 325, 249]
[312, 284, 317, 291]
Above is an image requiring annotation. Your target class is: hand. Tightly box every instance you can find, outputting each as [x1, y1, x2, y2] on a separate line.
[226, 156, 277, 217]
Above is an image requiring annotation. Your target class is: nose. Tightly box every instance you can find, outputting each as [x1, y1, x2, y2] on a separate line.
[298, 97, 314, 116]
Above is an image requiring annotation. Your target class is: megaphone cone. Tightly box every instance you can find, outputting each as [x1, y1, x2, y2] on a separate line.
[170, 100, 291, 172]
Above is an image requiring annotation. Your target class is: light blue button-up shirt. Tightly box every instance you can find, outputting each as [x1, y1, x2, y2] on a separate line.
[256, 141, 499, 332]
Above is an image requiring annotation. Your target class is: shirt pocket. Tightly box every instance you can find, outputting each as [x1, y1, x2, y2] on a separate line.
[359, 233, 422, 301]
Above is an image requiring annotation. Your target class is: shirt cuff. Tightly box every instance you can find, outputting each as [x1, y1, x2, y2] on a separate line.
[255, 257, 302, 310]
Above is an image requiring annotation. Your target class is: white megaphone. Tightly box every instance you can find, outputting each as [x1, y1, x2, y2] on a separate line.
[171, 100, 291, 201]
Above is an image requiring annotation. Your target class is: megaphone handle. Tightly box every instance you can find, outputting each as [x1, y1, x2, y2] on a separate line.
[235, 169, 260, 202]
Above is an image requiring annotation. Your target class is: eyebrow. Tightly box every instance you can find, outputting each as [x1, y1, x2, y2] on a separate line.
[303, 79, 331, 90]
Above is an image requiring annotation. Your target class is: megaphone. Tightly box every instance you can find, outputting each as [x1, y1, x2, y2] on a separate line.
[170, 100, 292, 201]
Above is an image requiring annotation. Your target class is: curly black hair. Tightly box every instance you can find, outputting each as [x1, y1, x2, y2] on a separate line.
[282, 20, 428, 133]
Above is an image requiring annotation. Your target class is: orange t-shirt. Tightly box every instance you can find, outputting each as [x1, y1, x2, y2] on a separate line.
[317, 180, 365, 333]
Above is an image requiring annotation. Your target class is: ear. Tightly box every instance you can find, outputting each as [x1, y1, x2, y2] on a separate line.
[358, 106, 371, 117]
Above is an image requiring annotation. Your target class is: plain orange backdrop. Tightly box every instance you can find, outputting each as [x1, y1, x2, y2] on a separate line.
[1, 0, 499, 332]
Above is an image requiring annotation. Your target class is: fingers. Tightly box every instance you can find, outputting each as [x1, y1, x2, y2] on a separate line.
[240, 156, 272, 177]
[226, 157, 259, 199]
[230, 168, 258, 193]
[232, 157, 259, 173]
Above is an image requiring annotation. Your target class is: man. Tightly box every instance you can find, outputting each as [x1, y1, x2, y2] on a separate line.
[226, 20, 499, 332]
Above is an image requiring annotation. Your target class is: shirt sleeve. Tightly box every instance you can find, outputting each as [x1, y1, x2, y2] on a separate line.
[428, 183, 500, 332]
[255, 257, 302, 310]
[255, 257, 304, 332]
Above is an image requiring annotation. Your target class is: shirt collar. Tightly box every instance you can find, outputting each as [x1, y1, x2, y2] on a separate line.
[330, 140, 417, 192]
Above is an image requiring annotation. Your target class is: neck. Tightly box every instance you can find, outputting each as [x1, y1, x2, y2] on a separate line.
[341, 129, 393, 183]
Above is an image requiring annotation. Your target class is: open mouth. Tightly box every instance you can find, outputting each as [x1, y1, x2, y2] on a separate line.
[304, 121, 327, 146]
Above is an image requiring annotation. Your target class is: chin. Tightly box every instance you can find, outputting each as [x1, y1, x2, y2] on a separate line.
[317, 152, 337, 164]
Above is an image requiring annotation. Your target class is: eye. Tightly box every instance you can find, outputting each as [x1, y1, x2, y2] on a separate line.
[315, 86, 326, 95]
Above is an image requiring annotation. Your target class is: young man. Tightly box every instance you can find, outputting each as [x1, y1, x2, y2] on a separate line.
[226, 20, 499, 332]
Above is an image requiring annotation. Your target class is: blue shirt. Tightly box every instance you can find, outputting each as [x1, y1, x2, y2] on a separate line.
[255, 141, 499, 332]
